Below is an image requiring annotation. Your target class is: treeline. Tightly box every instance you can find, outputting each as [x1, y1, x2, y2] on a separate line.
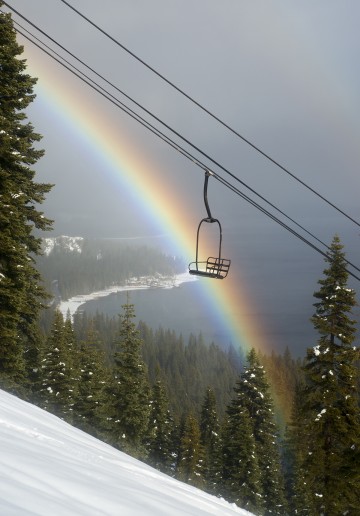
[4, 239, 360, 514]
[36, 238, 185, 300]
[28, 304, 288, 515]
[71, 309, 298, 425]
[72, 310, 242, 419]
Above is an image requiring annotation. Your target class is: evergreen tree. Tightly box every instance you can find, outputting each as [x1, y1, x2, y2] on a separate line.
[23, 321, 44, 402]
[39, 310, 74, 421]
[293, 235, 360, 514]
[200, 387, 222, 494]
[107, 299, 151, 459]
[146, 372, 175, 474]
[222, 405, 263, 514]
[284, 381, 313, 514]
[224, 349, 286, 514]
[244, 350, 287, 514]
[72, 324, 109, 437]
[63, 316, 78, 407]
[0, 6, 52, 389]
[176, 412, 204, 489]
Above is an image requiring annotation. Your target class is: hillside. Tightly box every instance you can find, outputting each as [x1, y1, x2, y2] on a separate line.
[37, 236, 185, 300]
[0, 390, 252, 516]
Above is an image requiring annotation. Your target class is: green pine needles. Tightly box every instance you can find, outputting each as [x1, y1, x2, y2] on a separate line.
[105, 300, 151, 459]
[287, 235, 360, 515]
[0, 5, 53, 389]
[223, 349, 287, 515]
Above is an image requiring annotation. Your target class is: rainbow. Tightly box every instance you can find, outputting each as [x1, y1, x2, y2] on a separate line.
[23, 42, 268, 359]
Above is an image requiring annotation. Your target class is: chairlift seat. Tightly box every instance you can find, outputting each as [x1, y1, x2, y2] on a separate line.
[188, 171, 231, 280]
[189, 257, 231, 279]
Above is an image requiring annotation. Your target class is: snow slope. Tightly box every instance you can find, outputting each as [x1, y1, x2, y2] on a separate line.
[0, 390, 252, 515]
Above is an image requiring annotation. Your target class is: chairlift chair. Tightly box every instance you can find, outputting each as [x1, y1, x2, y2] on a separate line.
[188, 171, 231, 279]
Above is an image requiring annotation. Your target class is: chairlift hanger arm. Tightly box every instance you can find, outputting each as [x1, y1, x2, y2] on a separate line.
[204, 170, 215, 221]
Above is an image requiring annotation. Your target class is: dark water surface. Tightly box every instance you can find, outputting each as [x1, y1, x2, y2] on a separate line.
[76, 223, 360, 357]
[79, 280, 234, 348]
[79, 265, 317, 358]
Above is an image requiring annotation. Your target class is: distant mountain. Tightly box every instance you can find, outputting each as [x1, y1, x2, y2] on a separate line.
[37, 236, 185, 301]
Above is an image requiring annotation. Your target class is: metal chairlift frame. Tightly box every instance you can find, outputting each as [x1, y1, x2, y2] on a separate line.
[188, 171, 231, 279]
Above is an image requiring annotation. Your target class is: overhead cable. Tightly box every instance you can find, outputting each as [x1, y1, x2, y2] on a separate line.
[5, 10, 360, 281]
[4, 9, 337, 237]
[56, 0, 360, 230]
[5, 6, 357, 266]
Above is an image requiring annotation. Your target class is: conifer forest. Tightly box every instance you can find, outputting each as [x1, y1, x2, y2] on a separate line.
[0, 6, 359, 515]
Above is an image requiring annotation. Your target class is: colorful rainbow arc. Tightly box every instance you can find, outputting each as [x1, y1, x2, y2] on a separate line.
[24, 43, 268, 360]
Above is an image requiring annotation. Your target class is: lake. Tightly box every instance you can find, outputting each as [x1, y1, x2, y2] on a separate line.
[71, 227, 347, 358]
[78, 279, 236, 347]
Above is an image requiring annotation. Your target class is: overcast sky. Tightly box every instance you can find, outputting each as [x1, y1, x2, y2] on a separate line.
[5, 0, 360, 355]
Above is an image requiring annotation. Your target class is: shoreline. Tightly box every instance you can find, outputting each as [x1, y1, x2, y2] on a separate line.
[58, 271, 197, 320]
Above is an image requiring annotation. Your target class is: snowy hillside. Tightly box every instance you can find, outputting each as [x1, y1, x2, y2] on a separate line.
[0, 390, 253, 516]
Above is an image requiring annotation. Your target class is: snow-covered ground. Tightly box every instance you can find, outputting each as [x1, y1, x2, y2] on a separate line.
[0, 390, 252, 515]
[58, 271, 197, 320]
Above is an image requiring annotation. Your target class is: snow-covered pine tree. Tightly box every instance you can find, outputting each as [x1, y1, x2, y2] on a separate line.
[222, 405, 263, 514]
[295, 235, 360, 514]
[107, 299, 151, 459]
[244, 349, 287, 514]
[23, 321, 45, 402]
[0, 5, 52, 389]
[146, 373, 175, 474]
[72, 324, 109, 437]
[224, 349, 287, 515]
[63, 317, 78, 415]
[200, 387, 222, 494]
[40, 311, 74, 422]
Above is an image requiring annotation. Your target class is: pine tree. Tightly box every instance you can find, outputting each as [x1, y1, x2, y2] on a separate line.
[244, 350, 287, 514]
[0, 6, 52, 389]
[293, 235, 360, 515]
[40, 311, 74, 421]
[200, 387, 222, 494]
[176, 412, 204, 489]
[107, 299, 151, 459]
[146, 372, 175, 474]
[63, 316, 78, 410]
[284, 380, 314, 515]
[72, 324, 109, 437]
[224, 349, 286, 515]
[222, 405, 263, 514]
[23, 321, 44, 402]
